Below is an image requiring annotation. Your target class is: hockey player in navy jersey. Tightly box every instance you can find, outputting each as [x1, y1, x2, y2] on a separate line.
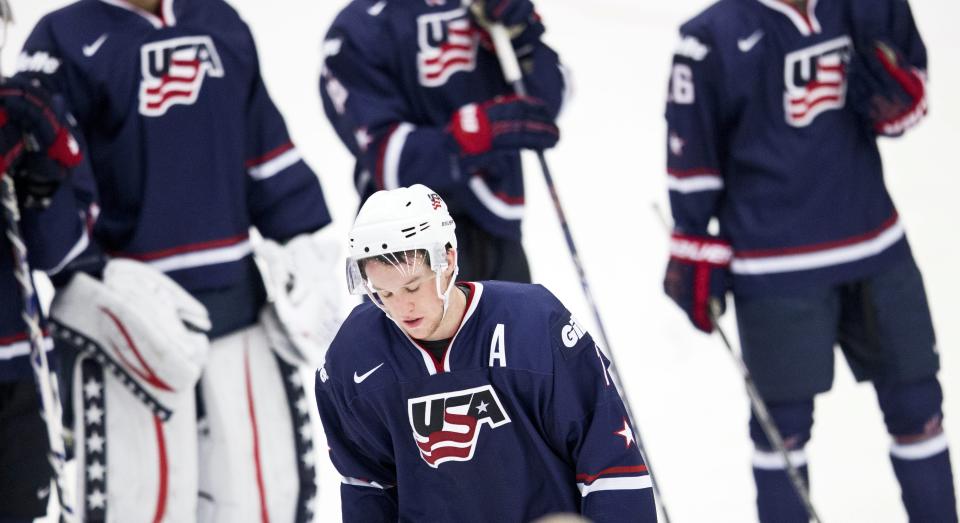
[316, 184, 657, 523]
[320, 0, 564, 283]
[12, 0, 340, 521]
[0, 79, 90, 523]
[663, 0, 956, 521]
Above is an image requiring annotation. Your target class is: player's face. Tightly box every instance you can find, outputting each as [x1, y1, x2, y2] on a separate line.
[365, 255, 453, 340]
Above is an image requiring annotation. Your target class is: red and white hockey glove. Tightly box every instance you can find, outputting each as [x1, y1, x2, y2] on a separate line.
[847, 41, 927, 137]
[0, 76, 82, 207]
[663, 232, 732, 334]
[447, 95, 559, 158]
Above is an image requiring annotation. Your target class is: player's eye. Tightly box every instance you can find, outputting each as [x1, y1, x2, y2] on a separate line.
[405, 285, 420, 293]
[379, 290, 393, 299]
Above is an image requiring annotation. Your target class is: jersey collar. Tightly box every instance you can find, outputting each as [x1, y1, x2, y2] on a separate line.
[97, 0, 177, 28]
[755, 0, 821, 36]
[403, 282, 483, 376]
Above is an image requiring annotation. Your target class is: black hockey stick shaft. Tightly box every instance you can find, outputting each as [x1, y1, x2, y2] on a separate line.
[709, 300, 822, 523]
[485, 22, 671, 523]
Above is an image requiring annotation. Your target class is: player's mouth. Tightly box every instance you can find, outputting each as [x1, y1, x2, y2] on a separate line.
[402, 317, 423, 329]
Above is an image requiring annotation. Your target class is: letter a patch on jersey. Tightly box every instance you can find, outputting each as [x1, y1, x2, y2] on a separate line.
[416, 7, 478, 87]
[407, 385, 511, 468]
[139, 36, 225, 117]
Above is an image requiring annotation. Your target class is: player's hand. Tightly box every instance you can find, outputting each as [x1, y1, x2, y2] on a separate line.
[0, 76, 82, 208]
[847, 40, 926, 137]
[447, 95, 558, 157]
[470, 0, 544, 48]
[663, 232, 732, 333]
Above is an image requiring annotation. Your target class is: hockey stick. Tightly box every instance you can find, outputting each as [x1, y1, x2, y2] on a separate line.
[482, 17, 672, 523]
[651, 202, 821, 521]
[0, 3, 77, 521]
[708, 301, 822, 523]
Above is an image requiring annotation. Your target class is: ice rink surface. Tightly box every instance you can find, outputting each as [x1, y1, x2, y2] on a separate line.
[7, 0, 960, 521]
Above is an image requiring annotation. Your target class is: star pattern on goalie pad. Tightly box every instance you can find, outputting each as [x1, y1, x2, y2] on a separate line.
[615, 418, 636, 449]
[276, 357, 317, 523]
[81, 358, 108, 520]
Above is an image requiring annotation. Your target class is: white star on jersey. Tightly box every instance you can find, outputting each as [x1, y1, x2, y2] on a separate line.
[615, 418, 635, 449]
[669, 132, 685, 156]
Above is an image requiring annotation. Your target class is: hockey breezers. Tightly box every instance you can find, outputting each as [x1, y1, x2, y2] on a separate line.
[480, 14, 672, 523]
[709, 300, 823, 523]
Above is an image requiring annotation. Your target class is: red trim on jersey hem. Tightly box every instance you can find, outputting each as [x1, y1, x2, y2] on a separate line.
[736, 213, 899, 259]
[667, 167, 721, 178]
[576, 465, 649, 484]
[151, 416, 169, 523]
[109, 234, 249, 261]
[0, 329, 50, 346]
[245, 142, 295, 168]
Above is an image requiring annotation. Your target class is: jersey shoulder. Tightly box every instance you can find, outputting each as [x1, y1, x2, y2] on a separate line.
[474, 281, 594, 366]
[323, 301, 393, 382]
[679, 0, 757, 43]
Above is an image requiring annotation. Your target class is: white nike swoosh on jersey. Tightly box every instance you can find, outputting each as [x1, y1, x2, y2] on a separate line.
[83, 34, 108, 57]
[737, 30, 764, 52]
[354, 362, 384, 384]
[367, 0, 387, 16]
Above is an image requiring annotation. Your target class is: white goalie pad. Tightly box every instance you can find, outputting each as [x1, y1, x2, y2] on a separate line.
[72, 354, 198, 523]
[254, 230, 342, 367]
[198, 324, 318, 523]
[51, 258, 211, 399]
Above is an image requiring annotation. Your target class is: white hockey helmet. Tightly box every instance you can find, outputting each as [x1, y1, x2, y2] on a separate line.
[346, 184, 458, 300]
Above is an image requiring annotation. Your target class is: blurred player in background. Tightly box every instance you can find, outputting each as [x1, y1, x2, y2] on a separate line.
[12, 0, 340, 521]
[320, 0, 564, 283]
[316, 184, 656, 523]
[0, 79, 90, 523]
[662, 0, 957, 521]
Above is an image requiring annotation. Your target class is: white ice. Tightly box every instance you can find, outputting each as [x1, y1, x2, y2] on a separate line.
[8, 1, 960, 521]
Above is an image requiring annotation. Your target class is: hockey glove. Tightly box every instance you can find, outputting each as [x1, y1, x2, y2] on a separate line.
[470, 0, 544, 48]
[663, 232, 732, 334]
[847, 41, 927, 137]
[447, 95, 558, 158]
[255, 230, 343, 368]
[0, 77, 82, 208]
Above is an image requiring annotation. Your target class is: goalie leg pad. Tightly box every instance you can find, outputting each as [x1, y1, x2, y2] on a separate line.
[73, 354, 198, 523]
[197, 324, 317, 523]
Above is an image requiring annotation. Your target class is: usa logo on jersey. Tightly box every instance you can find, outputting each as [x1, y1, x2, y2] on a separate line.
[407, 385, 511, 468]
[783, 36, 852, 127]
[416, 7, 479, 88]
[139, 36, 224, 117]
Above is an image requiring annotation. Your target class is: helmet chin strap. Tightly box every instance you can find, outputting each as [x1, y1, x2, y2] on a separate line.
[435, 261, 460, 322]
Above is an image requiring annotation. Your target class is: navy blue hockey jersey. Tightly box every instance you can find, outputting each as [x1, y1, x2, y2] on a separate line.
[17, 0, 331, 296]
[1, 169, 96, 381]
[320, 0, 565, 241]
[316, 281, 656, 523]
[665, 0, 926, 295]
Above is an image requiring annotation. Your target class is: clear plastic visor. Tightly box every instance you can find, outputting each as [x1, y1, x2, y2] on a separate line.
[345, 243, 450, 302]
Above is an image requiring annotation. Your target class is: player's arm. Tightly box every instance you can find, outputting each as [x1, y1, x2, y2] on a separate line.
[13, 14, 102, 278]
[471, 0, 566, 117]
[846, 0, 928, 137]
[542, 297, 657, 522]
[319, 7, 557, 193]
[240, 24, 332, 242]
[315, 367, 398, 522]
[662, 27, 731, 333]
